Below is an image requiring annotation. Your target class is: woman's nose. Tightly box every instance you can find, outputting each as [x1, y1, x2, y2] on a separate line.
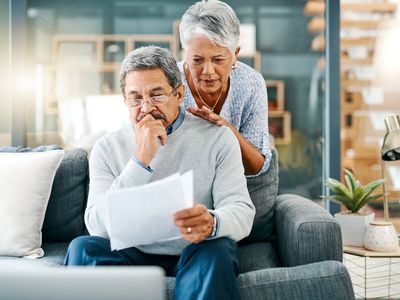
[202, 62, 215, 75]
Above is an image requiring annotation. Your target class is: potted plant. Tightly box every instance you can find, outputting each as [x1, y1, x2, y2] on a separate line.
[324, 168, 385, 246]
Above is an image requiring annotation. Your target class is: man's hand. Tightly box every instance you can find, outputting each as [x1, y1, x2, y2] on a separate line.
[173, 204, 214, 244]
[134, 114, 167, 166]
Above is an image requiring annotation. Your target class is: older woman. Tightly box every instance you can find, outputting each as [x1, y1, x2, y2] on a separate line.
[179, 0, 271, 176]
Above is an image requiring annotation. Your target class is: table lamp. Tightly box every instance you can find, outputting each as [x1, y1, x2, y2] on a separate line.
[381, 114, 400, 221]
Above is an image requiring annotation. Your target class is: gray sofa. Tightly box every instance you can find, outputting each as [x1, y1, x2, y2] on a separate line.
[0, 147, 355, 300]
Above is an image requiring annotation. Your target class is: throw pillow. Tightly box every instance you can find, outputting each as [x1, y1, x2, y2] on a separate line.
[0, 150, 64, 258]
[239, 147, 279, 245]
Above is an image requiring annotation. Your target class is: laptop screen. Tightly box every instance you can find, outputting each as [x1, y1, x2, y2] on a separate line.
[0, 266, 164, 300]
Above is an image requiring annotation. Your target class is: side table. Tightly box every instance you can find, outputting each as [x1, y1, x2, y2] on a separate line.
[344, 246, 400, 299]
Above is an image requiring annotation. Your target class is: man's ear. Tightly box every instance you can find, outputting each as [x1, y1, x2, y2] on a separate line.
[176, 84, 185, 105]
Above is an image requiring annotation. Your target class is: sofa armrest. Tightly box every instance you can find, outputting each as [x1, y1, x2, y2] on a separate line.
[275, 194, 342, 267]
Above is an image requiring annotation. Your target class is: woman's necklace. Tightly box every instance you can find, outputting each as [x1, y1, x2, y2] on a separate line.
[192, 79, 224, 112]
[185, 62, 225, 112]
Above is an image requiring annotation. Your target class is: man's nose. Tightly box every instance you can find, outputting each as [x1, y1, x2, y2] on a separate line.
[140, 99, 155, 113]
[202, 61, 215, 75]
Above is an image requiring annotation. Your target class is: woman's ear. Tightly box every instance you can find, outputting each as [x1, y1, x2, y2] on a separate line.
[233, 46, 241, 65]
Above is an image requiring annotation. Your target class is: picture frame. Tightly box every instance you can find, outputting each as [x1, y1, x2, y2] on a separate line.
[268, 111, 291, 145]
[266, 80, 285, 111]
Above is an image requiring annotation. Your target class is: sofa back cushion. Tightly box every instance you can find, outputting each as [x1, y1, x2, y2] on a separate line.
[42, 148, 89, 242]
[239, 147, 279, 245]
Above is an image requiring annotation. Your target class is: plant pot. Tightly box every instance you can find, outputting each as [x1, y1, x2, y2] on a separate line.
[364, 221, 399, 252]
[335, 212, 375, 246]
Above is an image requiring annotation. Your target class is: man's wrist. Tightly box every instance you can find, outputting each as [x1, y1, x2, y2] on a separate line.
[209, 213, 217, 237]
[131, 156, 153, 173]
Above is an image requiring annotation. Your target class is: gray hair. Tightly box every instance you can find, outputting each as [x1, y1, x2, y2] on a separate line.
[119, 46, 182, 95]
[179, 0, 240, 53]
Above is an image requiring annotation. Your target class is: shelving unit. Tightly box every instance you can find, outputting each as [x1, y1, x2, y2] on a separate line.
[338, 1, 399, 204]
[46, 26, 274, 147]
[266, 80, 291, 145]
[304, 0, 400, 205]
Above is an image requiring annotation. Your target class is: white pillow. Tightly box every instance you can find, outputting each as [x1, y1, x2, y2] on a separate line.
[0, 150, 64, 259]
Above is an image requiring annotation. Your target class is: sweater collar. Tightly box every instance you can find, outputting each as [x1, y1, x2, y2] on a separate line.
[166, 105, 185, 135]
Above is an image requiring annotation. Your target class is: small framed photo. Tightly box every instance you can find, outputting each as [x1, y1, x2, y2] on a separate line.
[266, 80, 285, 111]
[268, 111, 291, 145]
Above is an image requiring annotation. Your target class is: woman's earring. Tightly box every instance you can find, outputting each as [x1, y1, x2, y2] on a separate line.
[231, 64, 236, 70]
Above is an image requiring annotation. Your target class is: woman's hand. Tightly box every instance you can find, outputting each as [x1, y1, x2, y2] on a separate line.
[189, 105, 264, 175]
[188, 106, 230, 128]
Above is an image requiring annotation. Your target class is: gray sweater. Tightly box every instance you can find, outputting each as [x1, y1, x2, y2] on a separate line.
[85, 112, 255, 255]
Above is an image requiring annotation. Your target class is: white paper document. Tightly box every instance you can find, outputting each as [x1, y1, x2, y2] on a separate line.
[106, 171, 193, 251]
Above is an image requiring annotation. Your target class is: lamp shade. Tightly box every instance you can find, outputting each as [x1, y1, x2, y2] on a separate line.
[381, 115, 400, 161]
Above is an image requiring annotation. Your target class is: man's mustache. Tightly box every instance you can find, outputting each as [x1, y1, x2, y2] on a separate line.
[136, 111, 167, 122]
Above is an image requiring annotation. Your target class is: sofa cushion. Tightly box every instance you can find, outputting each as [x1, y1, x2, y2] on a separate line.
[240, 148, 279, 245]
[238, 242, 281, 273]
[0, 243, 69, 268]
[0, 146, 89, 243]
[43, 148, 89, 242]
[0, 150, 64, 258]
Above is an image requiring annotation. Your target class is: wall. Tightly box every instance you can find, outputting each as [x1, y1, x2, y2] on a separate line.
[26, 0, 325, 199]
[0, 0, 11, 146]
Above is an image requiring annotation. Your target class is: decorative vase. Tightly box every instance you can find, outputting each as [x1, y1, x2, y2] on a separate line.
[364, 221, 399, 252]
[335, 212, 375, 246]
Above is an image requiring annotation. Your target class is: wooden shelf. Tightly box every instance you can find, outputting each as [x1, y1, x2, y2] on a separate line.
[53, 34, 177, 64]
[341, 3, 396, 13]
[341, 37, 376, 47]
[342, 79, 372, 88]
[341, 20, 389, 29]
[304, 2, 396, 16]
[341, 56, 373, 66]
[344, 246, 400, 257]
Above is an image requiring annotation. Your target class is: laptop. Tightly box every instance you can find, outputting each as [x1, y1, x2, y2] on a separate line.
[0, 266, 164, 300]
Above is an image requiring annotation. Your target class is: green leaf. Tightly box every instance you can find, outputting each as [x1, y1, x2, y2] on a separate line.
[323, 195, 355, 212]
[363, 178, 385, 193]
[324, 168, 386, 213]
[353, 181, 383, 212]
[352, 186, 365, 208]
[325, 178, 352, 199]
[354, 193, 385, 212]
[344, 169, 356, 193]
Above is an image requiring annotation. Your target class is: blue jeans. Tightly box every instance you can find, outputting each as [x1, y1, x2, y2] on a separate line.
[64, 236, 240, 300]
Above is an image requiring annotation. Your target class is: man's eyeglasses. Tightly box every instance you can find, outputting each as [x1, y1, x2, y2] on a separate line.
[126, 88, 178, 108]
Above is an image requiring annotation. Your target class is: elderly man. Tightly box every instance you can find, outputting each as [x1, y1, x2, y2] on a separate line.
[64, 46, 255, 300]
